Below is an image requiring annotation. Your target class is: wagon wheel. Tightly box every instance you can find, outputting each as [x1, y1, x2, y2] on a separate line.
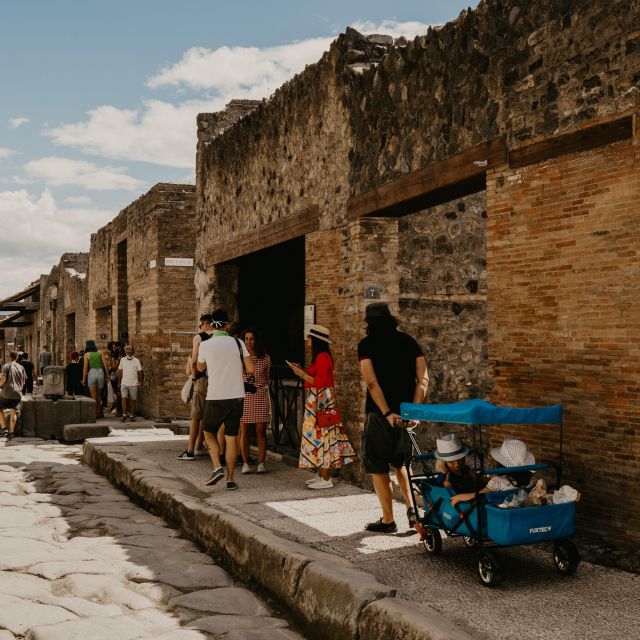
[553, 539, 580, 575]
[422, 527, 442, 555]
[463, 536, 477, 548]
[477, 550, 502, 587]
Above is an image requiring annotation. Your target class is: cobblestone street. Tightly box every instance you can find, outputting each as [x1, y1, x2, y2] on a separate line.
[0, 439, 303, 640]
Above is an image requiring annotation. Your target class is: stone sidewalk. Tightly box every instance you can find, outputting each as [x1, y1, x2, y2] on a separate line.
[83, 434, 640, 640]
[0, 439, 304, 640]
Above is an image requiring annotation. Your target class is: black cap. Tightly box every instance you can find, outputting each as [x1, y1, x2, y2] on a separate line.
[365, 302, 392, 321]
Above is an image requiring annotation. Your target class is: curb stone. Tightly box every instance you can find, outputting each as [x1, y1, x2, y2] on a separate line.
[83, 440, 477, 640]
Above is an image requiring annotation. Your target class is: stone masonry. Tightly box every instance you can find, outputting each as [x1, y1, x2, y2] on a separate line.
[193, 0, 640, 550]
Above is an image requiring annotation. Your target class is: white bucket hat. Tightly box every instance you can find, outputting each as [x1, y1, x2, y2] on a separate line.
[434, 434, 469, 461]
[491, 438, 535, 467]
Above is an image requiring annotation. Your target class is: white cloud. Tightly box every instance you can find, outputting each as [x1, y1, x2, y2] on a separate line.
[24, 156, 147, 191]
[42, 20, 429, 170]
[147, 37, 333, 92]
[351, 19, 431, 39]
[64, 195, 92, 205]
[45, 99, 224, 169]
[8, 117, 29, 129]
[0, 189, 112, 299]
[0, 147, 16, 159]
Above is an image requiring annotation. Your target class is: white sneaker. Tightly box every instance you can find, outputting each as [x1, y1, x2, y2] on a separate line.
[305, 475, 319, 485]
[308, 478, 333, 490]
[256, 463, 266, 474]
[241, 463, 251, 474]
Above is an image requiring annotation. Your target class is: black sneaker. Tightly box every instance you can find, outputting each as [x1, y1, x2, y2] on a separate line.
[120, 415, 128, 423]
[226, 481, 239, 491]
[177, 450, 195, 461]
[129, 416, 136, 422]
[365, 518, 398, 533]
[205, 467, 224, 486]
[407, 508, 418, 527]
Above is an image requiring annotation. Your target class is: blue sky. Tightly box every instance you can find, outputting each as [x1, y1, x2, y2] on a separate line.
[0, 0, 477, 299]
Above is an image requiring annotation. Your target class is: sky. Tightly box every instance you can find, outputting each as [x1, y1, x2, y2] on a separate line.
[0, 0, 477, 300]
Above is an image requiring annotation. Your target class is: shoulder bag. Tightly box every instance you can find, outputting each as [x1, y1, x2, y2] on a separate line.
[316, 386, 341, 428]
[234, 338, 256, 393]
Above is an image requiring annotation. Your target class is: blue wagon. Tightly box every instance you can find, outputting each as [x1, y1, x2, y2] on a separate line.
[400, 398, 580, 586]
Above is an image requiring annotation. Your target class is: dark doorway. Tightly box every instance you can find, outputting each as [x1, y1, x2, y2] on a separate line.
[236, 236, 305, 366]
[117, 240, 128, 341]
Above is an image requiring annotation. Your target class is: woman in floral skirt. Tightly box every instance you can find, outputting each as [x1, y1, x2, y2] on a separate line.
[288, 324, 357, 489]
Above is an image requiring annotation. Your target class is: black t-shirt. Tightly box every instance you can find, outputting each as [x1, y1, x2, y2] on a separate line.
[66, 362, 84, 394]
[21, 360, 34, 381]
[357, 330, 423, 414]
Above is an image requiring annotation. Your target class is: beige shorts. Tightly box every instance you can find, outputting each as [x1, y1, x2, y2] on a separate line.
[190, 377, 207, 420]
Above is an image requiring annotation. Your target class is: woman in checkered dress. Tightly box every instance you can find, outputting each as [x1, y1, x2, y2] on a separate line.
[239, 328, 271, 473]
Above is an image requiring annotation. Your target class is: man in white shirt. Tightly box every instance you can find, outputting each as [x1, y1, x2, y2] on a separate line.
[117, 345, 144, 422]
[197, 308, 254, 490]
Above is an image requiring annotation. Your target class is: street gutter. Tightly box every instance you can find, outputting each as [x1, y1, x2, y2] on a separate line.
[84, 438, 478, 640]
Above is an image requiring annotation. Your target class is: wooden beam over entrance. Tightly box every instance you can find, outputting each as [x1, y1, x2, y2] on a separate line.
[347, 137, 507, 220]
[207, 205, 320, 265]
[508, 115, 633, 169]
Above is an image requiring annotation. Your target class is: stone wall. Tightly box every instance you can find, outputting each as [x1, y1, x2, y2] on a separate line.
[86, 183, 196, 419]
[344, 0, 640, 195]
[193, 0, 640, 548]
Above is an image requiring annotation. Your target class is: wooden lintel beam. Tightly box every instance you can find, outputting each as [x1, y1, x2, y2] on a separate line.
[0, 301, 39, 312]
[1, 321, 33, 327]
[508, 115, 633, 169]
[207, 204, 320, 265]
[348, 136, 506, 220]
[93, 296, 115, 310]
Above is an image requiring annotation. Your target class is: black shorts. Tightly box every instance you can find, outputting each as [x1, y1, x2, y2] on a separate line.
[0, 396, 20, 410]
[203, 398, 244, 437]
[362, 412, 413, 474]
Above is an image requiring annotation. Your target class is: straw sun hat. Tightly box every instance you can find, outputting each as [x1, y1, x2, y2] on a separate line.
[490, 438, 535, 467]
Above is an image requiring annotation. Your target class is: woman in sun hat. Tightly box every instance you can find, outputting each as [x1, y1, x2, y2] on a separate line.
[450, 437, 535, 506]
[288, 324, 357, 490]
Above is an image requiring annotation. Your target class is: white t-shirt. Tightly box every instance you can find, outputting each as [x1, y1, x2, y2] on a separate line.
[118, 356, 143, 386]
[197, 335, 248, 401]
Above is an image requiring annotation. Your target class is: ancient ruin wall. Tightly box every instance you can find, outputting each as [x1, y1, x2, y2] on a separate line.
[344, 0, 640, 194]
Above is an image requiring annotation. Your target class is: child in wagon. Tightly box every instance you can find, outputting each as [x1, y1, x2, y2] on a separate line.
[449, 437, 535, 506]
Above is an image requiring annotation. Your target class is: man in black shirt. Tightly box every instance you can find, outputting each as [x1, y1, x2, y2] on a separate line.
[18, 353, 35, 394]
[358, 302, 429, 533]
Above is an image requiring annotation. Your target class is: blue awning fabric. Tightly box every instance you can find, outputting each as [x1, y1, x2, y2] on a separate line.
[400, 398, 563, 425]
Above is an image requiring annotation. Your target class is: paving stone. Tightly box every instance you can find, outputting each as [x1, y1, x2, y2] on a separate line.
[0, 494, 32, 506]
[0, 571, 53, 600]
[27, 616, 149, 640]
[0, 506, 39, 527]
[128, 562, 232, 590]
[0, 630, 15, 640]
[60, 574, 155, 610]
[29, 560, 126, 580]
[130, 581, 183, 604]
[0, 595, 77, 635]
[0, 538, 85, 570]
[128, 609, 181, 633]
[189, 614, 288, 634]
[45, 595, 122, 618]
[223, 629, 304, 640]
[153, 630, 208, 640]
[169, 588, 269, 616]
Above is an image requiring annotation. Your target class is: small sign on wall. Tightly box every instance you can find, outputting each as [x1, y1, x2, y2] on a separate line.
[165, 257, 193, 267]
[149, 260, 157, 269]
[363, 285, 381, 299]
[304, 305, 315, 338]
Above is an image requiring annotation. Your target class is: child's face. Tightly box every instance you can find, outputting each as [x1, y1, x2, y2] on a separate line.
[446, 459, 464, 473]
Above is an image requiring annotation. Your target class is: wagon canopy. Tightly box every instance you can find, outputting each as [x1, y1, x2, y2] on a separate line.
[400, 398, 563, 425]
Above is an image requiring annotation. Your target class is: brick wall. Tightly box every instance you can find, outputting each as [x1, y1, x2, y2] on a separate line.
[487, 135, 640, 543]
